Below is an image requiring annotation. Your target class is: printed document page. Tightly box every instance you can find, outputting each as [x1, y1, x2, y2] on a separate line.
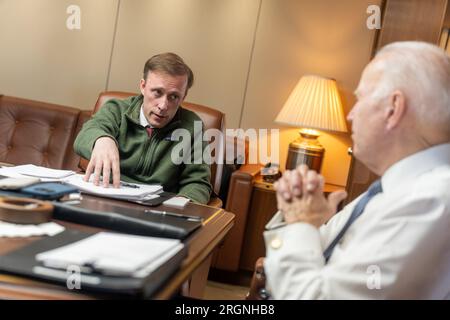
[36, 232, 183, 276]
[0, 164, 73, 180]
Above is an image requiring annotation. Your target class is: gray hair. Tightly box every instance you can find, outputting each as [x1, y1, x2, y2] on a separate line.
[373, 41, 450, 137]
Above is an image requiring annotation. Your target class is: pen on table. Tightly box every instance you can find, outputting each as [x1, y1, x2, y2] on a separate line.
[97, 176, 140, 188]
[144, 209, 203, 222]
[120, 181, 140, 189]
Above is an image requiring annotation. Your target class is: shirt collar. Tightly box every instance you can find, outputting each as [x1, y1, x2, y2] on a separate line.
[134, 100, 183, 134]
[139, 104, 151, 128]
[381, 143, 450, 193]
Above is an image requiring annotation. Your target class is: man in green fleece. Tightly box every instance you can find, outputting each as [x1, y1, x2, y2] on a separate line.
[74, 53, 212, 204]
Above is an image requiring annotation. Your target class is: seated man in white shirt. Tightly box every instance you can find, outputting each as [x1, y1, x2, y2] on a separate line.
[263, 41, 450, 299]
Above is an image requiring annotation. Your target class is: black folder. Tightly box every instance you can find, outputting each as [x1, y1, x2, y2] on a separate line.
[52, 201, 202, 240]
[0, 229, 187, 298]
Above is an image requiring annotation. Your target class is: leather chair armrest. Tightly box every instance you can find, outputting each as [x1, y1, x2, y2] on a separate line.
[207, 196, 223, 208]
[232, 164, 262, 177]
[63, 110, 92, 171]
[0, 162, 14, 167]
[211, 164, 262, 271]
[78, 157, 89, 172]
[245, 257, 269, 300]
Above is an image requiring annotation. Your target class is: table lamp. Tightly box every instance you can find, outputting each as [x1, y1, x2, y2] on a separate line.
[275, 75, 347, 172]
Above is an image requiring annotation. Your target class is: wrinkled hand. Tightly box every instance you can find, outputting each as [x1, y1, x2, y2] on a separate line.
[84, 136, 120, 188]
[274, 165, 347, 228]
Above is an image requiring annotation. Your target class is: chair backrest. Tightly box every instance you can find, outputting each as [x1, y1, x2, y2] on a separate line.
[0, 95, 80, 169]
[93, 91, 225, 195]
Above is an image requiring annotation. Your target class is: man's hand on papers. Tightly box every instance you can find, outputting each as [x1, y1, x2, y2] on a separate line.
[274, 165, 347, 228]
[84, 136, 121, 188]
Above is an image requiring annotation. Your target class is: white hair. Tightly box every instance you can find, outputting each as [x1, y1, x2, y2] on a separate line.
[372, 41, 450, 137]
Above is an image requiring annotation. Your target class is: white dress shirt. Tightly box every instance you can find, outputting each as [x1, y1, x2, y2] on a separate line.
[139, 105, 151, 128]
[264, 143, 450, 299]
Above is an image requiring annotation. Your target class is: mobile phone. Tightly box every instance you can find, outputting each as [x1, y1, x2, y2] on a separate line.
[21, 183, 79, 200]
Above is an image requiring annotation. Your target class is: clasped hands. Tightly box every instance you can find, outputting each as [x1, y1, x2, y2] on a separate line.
[274, 165, 347, 228]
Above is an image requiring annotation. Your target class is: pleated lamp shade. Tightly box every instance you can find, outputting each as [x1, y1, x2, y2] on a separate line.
[275, 75, 347, 132]
[275, 75, 347, 172]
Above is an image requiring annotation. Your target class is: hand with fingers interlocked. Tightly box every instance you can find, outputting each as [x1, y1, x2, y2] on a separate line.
[274, 165, 347, 228]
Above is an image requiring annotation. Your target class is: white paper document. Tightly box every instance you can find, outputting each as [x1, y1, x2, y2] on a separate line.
[0, 164, 74, 181]
[163, 196, 190, 209]
[0, 176, 41, 190]
[63, 174, 163, 200]
[36, 232, 184, 277]
[0, 164, 75, 179]
[0, 221, 65, 238]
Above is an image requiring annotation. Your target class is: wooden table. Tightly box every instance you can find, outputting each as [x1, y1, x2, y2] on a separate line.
[0, 195, 234, 299]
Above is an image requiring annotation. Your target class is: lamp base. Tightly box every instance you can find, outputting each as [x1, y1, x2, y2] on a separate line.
[285, 129, 324, 172]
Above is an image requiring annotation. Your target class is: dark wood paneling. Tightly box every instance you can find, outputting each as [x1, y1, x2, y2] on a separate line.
[444, 1, 450, 28]
[377, 0, 448, 49]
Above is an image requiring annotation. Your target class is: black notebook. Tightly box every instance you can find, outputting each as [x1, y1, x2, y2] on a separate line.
[0, 190, 202, 240]
[52, 200, 202, 240]
[0, 229, 188, 298]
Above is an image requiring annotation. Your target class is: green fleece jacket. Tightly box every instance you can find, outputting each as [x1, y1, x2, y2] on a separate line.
[74, 95, 212, 204]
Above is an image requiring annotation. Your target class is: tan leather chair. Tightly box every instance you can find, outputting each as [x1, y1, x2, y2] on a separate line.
[63, 110, 92, 170]
[0, 95, 81, 170]
[79, 91, 225, 207]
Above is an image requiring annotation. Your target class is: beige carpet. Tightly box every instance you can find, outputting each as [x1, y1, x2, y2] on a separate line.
[203, 281, 249, 300]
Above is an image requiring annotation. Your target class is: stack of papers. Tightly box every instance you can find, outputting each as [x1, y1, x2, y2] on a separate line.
[35, 232, 184, 277]
[0, 164, 163, 201]
[63, 174, 163, 200]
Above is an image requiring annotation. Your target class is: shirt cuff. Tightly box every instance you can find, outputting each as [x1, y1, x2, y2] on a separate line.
[264, 222, 323, 262]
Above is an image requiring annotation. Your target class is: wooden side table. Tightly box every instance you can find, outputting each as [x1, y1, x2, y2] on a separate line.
[239, 175, 344, 271]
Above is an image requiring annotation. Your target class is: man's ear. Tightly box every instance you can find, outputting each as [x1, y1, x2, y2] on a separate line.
[139, 79, 146, 95]
[182, 89, 189, 101]
[386, 90, 406, 131]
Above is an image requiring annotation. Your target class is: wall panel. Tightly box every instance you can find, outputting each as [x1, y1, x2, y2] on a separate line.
[0, 0, 118, 109]
[107, 0, 261, 128]
[240, 0, 380, 186]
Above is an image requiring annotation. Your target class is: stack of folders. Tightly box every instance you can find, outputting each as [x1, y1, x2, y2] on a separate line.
[35, 232, 183, 277]
[0, 230, 187, 297]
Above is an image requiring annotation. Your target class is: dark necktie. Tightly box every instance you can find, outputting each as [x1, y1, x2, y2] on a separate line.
[146, 126, 153, 138]
[323, 179, 383, 263]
